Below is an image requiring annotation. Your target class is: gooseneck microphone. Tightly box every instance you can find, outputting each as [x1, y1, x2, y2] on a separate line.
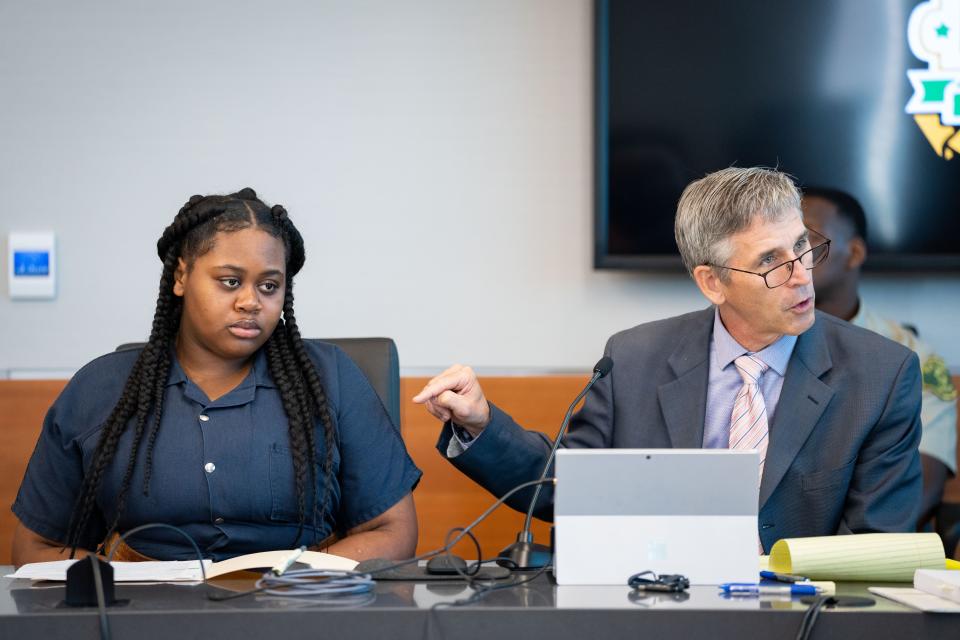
[499, 356, 614, 570]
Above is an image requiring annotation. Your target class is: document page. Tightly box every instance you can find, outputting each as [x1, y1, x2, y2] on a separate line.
[7, 559, 211, 582]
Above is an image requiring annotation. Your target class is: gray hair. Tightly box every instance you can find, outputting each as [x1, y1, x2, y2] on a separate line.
[674, 167, 801, 277]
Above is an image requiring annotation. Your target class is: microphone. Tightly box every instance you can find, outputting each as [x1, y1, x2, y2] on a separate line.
[498, 356, 614, 570]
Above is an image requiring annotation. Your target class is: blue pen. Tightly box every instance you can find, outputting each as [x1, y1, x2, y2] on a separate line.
[760, 570, 808, 583]
[720, 583, 820, 596]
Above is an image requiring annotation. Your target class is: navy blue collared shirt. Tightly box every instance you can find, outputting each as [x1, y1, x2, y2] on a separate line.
[14, 341, 421, 561]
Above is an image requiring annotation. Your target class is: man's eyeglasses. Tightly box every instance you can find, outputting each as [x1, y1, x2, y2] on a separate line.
[706, 231, 831, 289]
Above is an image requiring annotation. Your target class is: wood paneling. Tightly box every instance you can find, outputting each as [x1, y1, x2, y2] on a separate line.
[401, 376, 590, 558]
[0, 380, 67, 565]
[2, 375, 958, 564]
[0, 376, 589, 563]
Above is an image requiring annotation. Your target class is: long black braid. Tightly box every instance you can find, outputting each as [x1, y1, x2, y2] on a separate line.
[64, 188, 335, 554]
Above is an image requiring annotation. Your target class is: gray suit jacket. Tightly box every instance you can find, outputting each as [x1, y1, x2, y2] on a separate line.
[438, 308, 923, 551]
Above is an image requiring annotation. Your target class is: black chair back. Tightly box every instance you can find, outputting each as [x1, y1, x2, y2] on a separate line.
[115, 337, 401, 430]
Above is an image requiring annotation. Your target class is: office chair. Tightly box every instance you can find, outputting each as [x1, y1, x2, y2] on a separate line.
[115, 337, 401, 430]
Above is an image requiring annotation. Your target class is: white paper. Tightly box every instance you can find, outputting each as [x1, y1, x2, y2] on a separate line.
[6, 559, 211, 582]
[914, 569, 960, 604]
[869, 587, 960, 613]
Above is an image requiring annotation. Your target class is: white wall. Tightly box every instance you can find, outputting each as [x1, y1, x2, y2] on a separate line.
[1, 0, 958, 377]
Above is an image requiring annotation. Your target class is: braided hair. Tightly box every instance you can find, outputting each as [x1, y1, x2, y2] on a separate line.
[65, 188, 335, 553]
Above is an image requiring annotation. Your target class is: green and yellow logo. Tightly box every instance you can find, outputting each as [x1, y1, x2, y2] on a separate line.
[907, 0, 960, 158]
[922, 354, 958, 402]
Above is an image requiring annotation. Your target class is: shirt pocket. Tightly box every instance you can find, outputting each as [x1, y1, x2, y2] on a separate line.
[801, 460, 855, 492]
[268, 443, 340, 523]
[268, 444, 301, 522]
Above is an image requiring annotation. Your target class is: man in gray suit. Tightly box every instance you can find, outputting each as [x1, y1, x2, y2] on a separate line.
[414, 167, 922, 551]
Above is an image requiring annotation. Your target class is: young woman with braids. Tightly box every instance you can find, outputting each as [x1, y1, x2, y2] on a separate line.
[11, 188, 421, 566]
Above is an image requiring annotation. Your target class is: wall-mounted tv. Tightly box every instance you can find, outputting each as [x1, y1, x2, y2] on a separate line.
[595, 0, 960, 270]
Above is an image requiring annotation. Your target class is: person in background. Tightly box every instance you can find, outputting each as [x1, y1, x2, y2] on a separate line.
[414, 167, 923, 553]
[801, 186, 958, 557]
[11, 188, 420, 567]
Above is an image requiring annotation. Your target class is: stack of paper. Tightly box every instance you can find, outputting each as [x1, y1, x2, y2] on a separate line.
[5, 549, 358, 582]
[768, 532, 944, 582]
[868, 587, 960, 613]
[914, 569, 960, 603]
[870, 569, 960, 613]
[7, 560, 211, 582]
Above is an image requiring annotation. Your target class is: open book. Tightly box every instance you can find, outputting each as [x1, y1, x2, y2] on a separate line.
[768, 532, 946, 582]
[6, 549, 358, 582]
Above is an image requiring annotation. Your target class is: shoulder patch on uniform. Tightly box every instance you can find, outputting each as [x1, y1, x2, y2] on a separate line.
[921, 355, 958, 402]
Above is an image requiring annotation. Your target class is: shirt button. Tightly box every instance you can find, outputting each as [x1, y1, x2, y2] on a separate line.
[204, 462, 216, 473]
[199, 414, 210, 422]
[214, 517, 224, 525]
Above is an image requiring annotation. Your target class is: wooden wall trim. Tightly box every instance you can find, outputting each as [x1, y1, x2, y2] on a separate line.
[2, 375, 958, 563]
[0, 380, 68, 565]
[0, 376, 588, 563]
[401, 376, 590, 558]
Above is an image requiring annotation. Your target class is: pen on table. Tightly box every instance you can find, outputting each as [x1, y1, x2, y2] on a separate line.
[720, 583, 821, 596]
[271, 546, 307, 576]
[759, 570, 808, 583]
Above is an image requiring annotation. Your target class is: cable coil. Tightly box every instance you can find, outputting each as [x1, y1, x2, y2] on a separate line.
[254, 569, 375, 597]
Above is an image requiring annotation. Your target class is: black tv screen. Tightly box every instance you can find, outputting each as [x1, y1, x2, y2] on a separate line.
[595, 0, 960, 270]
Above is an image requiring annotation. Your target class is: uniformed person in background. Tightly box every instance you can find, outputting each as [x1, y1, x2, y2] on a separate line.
[802, 186, 958, 557]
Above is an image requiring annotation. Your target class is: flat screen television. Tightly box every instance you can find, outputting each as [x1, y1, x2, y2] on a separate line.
[595, 0, 960, 270]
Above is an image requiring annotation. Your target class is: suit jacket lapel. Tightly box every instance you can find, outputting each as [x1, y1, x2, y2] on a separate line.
[759, 314, 835, 508]
[658, 309, 713, 448]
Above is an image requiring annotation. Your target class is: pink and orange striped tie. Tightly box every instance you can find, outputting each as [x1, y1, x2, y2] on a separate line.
[729, 354, 769, 484]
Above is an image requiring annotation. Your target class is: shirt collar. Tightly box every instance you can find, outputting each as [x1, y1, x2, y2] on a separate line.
[165, 346, 277, 390]
[712, 307, 796, 376]
[250, 347, 276, 389]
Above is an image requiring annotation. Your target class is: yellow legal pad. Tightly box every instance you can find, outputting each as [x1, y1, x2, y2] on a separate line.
[768, 533, 948, 582]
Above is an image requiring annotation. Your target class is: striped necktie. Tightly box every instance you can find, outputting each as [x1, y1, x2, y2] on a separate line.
[729, 354, 769, 483]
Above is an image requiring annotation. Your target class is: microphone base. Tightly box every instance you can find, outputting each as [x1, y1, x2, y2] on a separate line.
[497, 536, 552, 570]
